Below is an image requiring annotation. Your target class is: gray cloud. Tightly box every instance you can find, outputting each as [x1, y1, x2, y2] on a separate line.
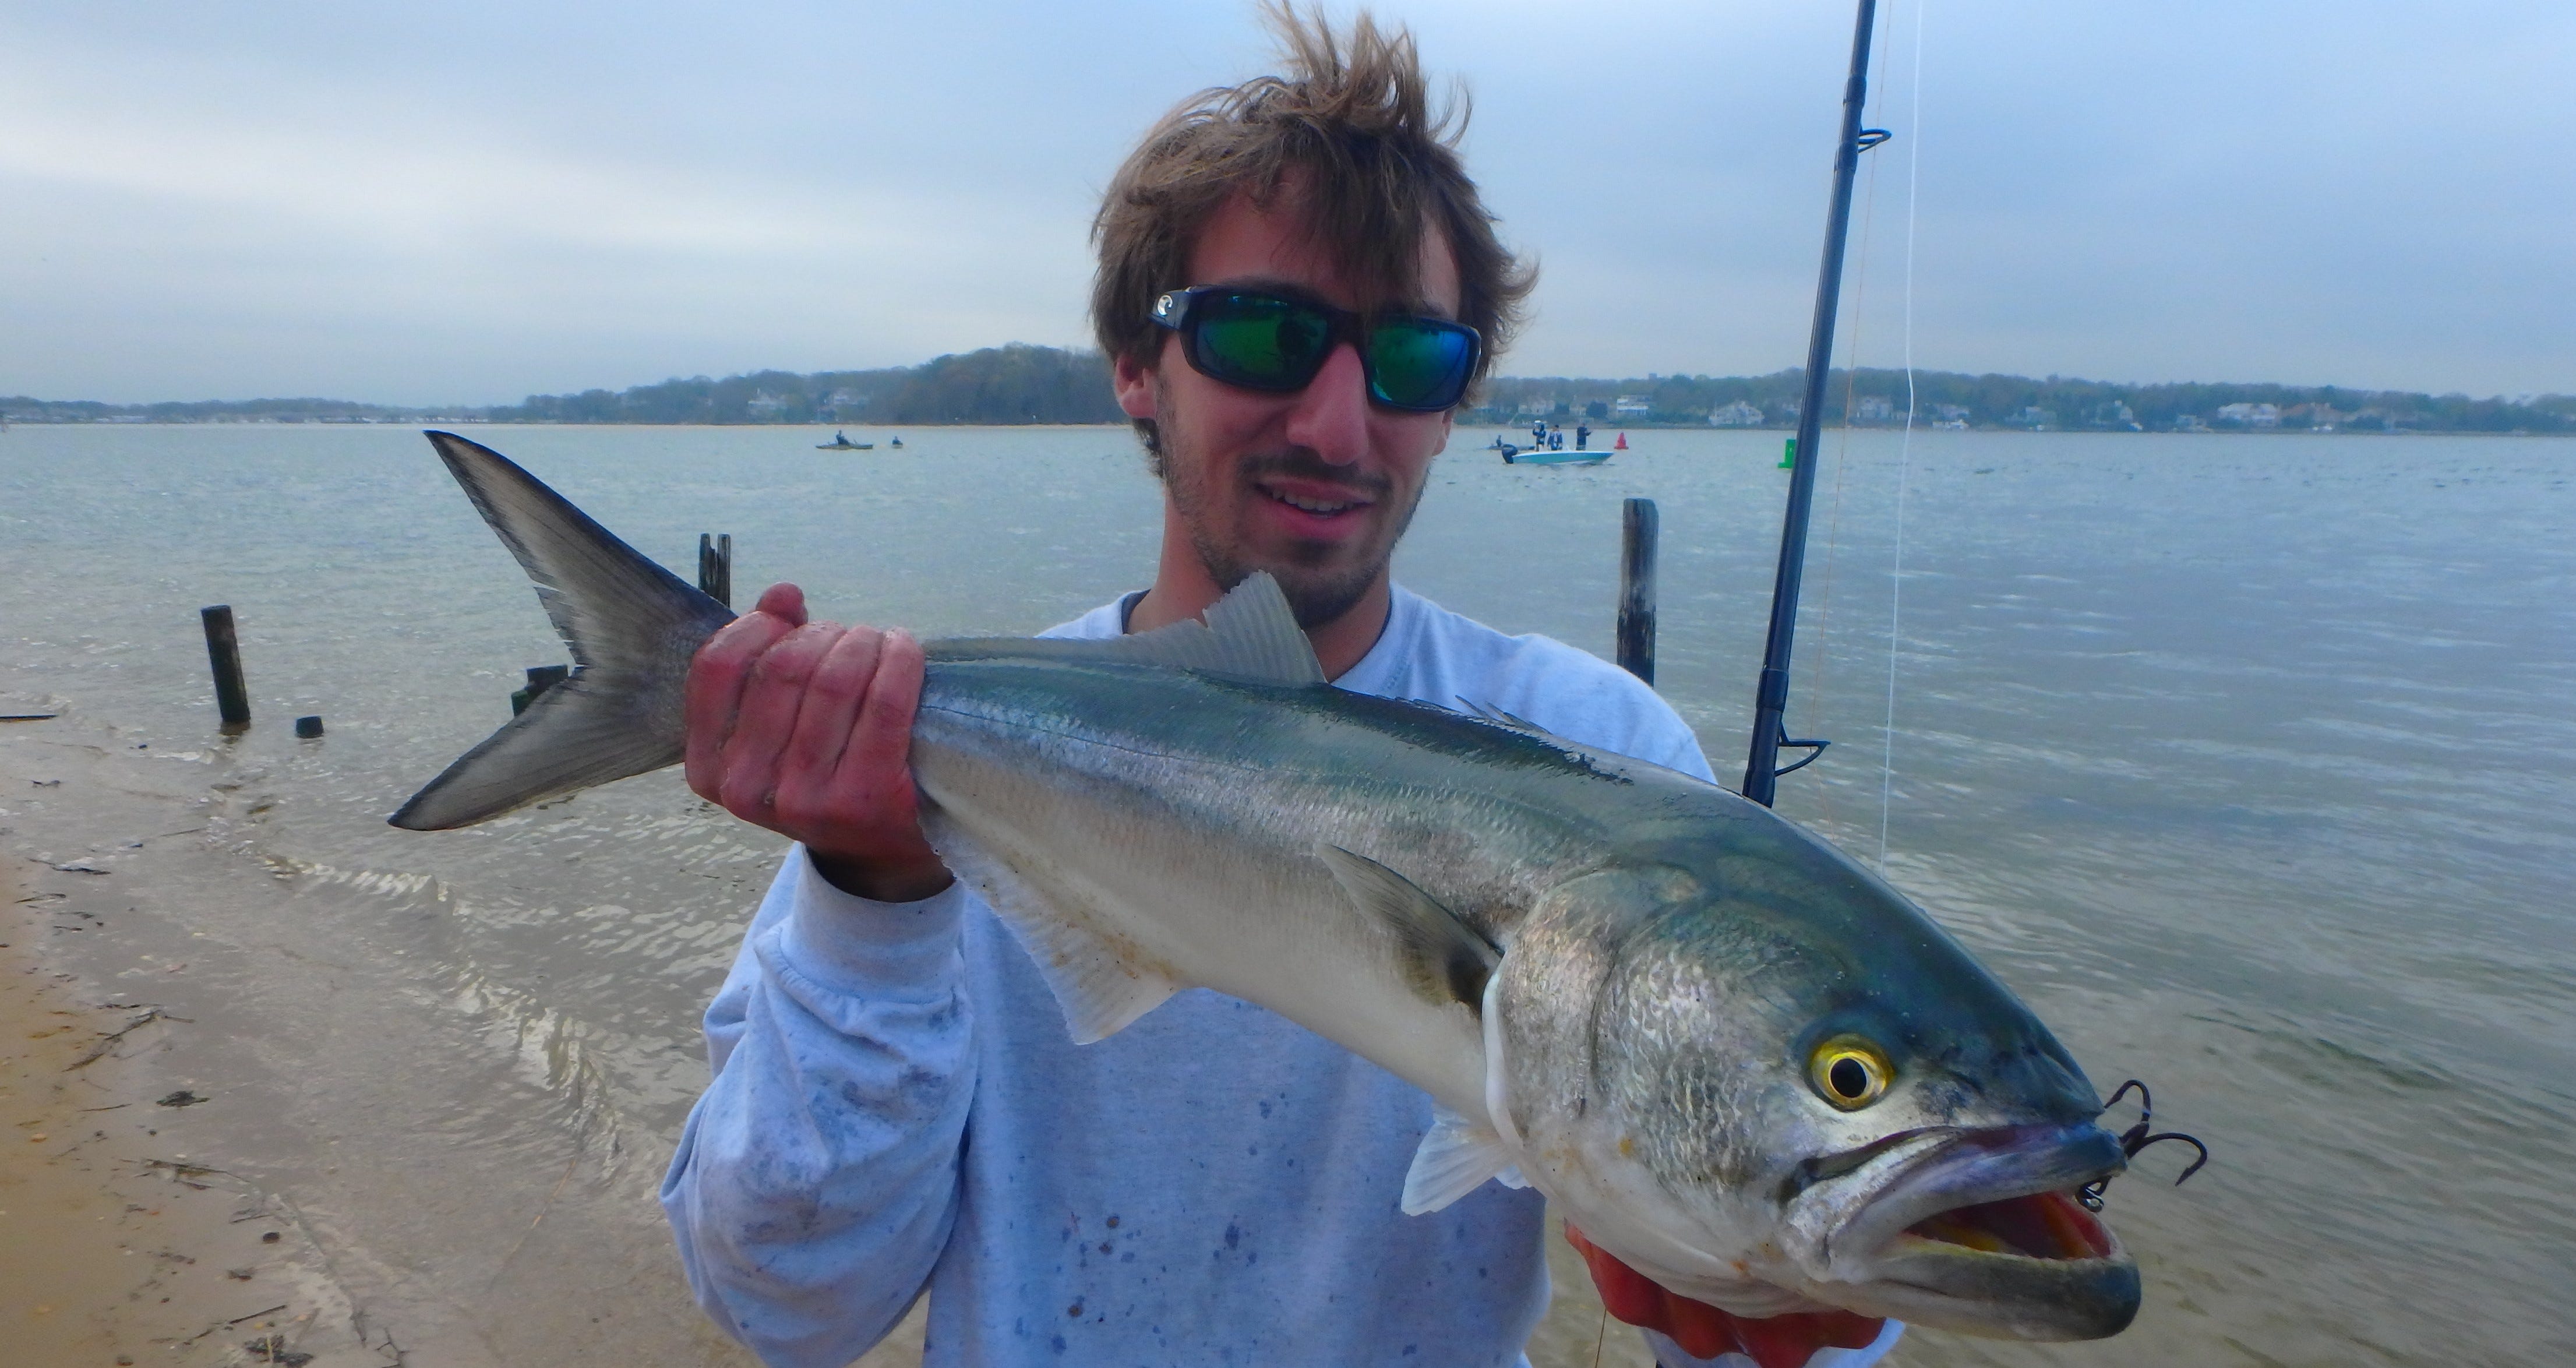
[2, 1, 2564, 403]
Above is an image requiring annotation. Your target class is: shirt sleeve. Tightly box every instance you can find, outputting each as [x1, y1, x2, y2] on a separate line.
[660, 847, 977, 1368]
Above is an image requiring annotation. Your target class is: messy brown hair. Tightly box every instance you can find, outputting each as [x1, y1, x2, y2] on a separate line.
[1091, 4, 1534, 454]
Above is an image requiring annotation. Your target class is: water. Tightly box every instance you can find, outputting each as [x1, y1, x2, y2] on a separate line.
[2, 422, 2570, 1364]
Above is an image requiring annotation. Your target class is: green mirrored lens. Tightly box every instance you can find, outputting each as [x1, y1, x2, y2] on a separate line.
[1365, 320, 1473, 409]
[1196, 295, 1330, 389]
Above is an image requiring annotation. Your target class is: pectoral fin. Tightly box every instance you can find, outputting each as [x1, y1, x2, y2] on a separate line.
[1402, 1103, 1529, 1214]
[1317, 844, 1498, 1010]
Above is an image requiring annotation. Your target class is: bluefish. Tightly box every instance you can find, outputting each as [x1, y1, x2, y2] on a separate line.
[395, 430, 2147, 1339]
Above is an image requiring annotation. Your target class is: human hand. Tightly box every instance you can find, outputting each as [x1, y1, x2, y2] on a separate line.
[1563, 1223, 1885, 1368]
[684, 583, 952, 902]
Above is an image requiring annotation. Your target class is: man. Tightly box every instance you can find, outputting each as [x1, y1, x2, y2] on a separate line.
[661, 13, 1897, 1368]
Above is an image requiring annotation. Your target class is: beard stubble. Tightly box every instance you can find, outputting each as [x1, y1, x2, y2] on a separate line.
[1162, 441, 1425, 630]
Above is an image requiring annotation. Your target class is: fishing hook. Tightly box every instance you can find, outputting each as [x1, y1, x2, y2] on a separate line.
[2077, 1079, 2209, 1212]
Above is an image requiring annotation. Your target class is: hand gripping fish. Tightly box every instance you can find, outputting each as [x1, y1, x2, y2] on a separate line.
[394, 430, 2151, 1339]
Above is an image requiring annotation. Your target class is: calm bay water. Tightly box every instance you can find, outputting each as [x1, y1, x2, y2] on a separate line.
[2, 422, 2570, 1364]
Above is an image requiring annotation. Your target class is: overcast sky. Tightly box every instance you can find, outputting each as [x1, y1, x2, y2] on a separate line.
[4, 1, 2568, 404]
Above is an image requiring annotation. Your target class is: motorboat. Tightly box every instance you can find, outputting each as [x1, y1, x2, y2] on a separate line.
[1491, 434, 1608, 466]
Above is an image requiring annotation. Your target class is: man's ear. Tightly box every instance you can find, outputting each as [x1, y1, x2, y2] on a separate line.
[1113, 349, 1159, 420]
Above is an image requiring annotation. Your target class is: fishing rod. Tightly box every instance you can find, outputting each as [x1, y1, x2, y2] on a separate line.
[1741, 0, 1890, 807]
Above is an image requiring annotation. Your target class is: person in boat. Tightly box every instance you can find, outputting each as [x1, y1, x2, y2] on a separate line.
[1531, 415, 1548, 449]
[663, 12, 1896, 1368]
[832, 430, 849, 445]
[1576, 421, 1592, 450]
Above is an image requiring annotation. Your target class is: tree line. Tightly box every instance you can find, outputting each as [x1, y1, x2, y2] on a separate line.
[1472, 369, 2576, 433]
[494, 345, 1124, 425]
[6, 348, 2567, 433]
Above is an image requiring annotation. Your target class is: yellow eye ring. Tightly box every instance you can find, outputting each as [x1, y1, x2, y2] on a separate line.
[1809, 1036, 1893, 1110]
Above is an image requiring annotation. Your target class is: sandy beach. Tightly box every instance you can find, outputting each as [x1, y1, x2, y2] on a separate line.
[0, 698, 1642, 1368]
[3, 828, 359, 1366]
[0, 706, 779, 1367]
[1, 732, 371, 1364]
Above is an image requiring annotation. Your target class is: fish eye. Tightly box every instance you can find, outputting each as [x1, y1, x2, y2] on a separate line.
[1808, 1036, 1892, 1110]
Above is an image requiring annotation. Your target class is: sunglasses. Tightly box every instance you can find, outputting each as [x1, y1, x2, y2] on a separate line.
[1151, 287, 1483, 413]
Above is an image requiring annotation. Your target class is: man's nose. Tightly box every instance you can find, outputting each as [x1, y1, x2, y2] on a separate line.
[1282, 341, 1370, 464]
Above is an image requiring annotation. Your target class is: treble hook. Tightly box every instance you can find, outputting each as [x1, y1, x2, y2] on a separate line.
[2077, 1079, 2210, 1212]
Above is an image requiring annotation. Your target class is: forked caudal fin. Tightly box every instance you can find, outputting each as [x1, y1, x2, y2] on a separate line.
[388, 432, 739, 830]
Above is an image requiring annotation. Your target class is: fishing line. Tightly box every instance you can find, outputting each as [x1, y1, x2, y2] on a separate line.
[1796, 0, 1899, 832]
[1878, 0, 1926, 869]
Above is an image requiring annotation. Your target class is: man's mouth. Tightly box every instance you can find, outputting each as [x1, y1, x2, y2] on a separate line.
[1258, 479, 1374, 524]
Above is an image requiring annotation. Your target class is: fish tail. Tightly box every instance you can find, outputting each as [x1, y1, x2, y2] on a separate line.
[388, 431, 739, 830]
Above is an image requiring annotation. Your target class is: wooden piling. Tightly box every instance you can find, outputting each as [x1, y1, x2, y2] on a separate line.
[510, 664, 570, 717]
[698, 533, 733, 608]
[200, 605, 252, 729]
[1616, 498, 1658, 685]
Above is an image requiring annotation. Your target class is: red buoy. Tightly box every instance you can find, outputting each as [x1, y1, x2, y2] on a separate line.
[1615, 432, 1628, 450]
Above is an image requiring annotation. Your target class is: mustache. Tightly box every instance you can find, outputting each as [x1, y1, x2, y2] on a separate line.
[1240, 450, 1392, 500]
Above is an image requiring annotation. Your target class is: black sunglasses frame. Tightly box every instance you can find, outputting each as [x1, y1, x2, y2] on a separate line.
[1149, 285, 1483, 414]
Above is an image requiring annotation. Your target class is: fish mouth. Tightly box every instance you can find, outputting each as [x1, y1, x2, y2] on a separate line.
[1791, 1123, 2140, 1340]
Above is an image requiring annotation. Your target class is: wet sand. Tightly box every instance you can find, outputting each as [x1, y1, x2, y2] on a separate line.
[3, 840, 340, 1364]
[0, 706, 1644, 1368]
[0, 710, 776, 1367]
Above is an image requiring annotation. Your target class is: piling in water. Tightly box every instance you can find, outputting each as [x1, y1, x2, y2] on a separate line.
[295, 715, 325, 739]
[510, 664, 570, 716]
[201, 605, 251, 730]
[1617, 498, 1658, 685]
[698, 533, 733, 608]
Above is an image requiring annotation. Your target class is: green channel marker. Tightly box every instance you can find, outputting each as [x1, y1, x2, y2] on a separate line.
[1779, 437, 1797, 470]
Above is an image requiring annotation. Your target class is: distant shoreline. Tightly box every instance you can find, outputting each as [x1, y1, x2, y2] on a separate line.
[10, 343, 2570, 436]
[5, 418, 2567, 437]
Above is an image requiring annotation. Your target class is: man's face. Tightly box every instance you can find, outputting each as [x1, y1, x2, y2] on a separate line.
[1115, 188, 1460, 628]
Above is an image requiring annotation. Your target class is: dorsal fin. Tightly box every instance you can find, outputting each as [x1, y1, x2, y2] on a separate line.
[1082, 573, 1325, 685]
[1452, 697, 1549, 735]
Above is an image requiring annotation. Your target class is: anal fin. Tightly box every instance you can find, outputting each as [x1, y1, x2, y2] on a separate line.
[926, 809, 1180, 1043]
